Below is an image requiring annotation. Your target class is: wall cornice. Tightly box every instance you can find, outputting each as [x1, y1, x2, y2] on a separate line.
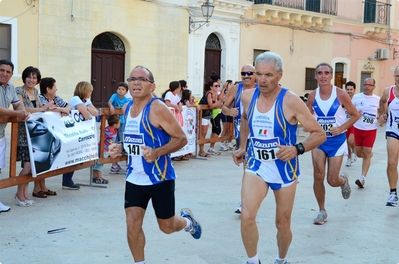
[251, 4, 335, 28]
[189, 0, 253, 18]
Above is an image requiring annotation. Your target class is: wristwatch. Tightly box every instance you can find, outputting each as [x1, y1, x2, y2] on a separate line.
[295, 143, 305, 155]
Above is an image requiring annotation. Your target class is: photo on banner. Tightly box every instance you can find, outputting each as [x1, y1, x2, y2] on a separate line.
[170, 106, 196, 157]
[25, 110, 98, 176]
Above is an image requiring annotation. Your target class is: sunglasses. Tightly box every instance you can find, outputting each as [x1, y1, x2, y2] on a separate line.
[241, 71, 254, 76]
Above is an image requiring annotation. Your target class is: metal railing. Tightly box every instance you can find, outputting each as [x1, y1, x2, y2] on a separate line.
[364, 0, 390, 25]
[248, 0, 337, 16]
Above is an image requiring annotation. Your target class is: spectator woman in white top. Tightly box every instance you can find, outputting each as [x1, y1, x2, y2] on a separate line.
[62, 81, 98, 189]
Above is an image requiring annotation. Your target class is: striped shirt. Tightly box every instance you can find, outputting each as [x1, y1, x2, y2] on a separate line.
[39, 94, 68, 108]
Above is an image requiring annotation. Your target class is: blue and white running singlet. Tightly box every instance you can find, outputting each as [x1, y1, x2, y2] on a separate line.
[233, 83, 258, 140]
[312, 86, 347, 156]
[123, 98, 176, 185]
[245, 88, 299, 185]
[386, 86, 399, 137]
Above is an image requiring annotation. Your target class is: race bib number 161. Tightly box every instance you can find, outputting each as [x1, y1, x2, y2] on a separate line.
[251, 137, 280, 161]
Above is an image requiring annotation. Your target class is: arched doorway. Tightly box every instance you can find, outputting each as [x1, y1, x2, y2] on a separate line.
[204, 33, 221, 85]
[91, 32, 126, 108]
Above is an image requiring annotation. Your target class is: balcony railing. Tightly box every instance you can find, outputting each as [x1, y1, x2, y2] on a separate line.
[249, 0, 337, 16]
[364, 0, 390, 26]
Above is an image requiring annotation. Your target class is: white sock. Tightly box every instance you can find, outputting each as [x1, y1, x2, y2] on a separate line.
[247, 255, 259, 264]
[135, 261, 145, 264]
[275, 256, 285, 263]
[184, 217, 191, 231]
[361, 175, 366, 180]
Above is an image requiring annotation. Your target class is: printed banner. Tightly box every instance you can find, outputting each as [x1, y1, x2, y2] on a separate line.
[25, 110, 98, 177]
[171, 106, 196, 157]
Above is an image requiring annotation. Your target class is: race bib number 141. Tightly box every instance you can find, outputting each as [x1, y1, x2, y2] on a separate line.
[124, 133, 144, 156]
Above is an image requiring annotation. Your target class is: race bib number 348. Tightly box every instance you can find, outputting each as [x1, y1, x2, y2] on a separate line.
[124, 133, 144, 156]
[251, 137, 280, 161]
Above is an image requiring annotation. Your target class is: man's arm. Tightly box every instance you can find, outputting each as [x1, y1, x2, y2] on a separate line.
[275, 92, 326, 162]
[143, 100, 187, 162]
[232, 89, 253, 166]
[378, 87, 389, 126]
[221, 85, 239, 117]
[306, 91, 316, 115]
[0, 101, 29, 121]
[334, 89, 360, 134]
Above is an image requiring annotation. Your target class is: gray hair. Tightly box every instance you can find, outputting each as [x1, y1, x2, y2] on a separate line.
[315, 62, 333, 75]
[133, 65, 155, 82]
[254, 52, 283, 72]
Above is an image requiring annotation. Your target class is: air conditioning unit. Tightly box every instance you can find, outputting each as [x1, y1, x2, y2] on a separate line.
[376, 48, 389, 60]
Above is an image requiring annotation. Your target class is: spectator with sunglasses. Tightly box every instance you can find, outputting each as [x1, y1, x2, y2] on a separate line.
[203, 80, 224, 156]
[222, 64, 258, 214]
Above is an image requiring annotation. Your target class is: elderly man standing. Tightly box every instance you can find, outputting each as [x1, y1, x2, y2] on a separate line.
[307, 63, 360, 225]
[0, 59, 29, 212]
[233, 52, 325, 264]
[121, 65, 201, 264]
[378, 66, 399, 206]
[222, 63, 257, 214]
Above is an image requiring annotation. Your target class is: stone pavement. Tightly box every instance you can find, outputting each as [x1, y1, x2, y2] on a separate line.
[0, 126, 399, 264]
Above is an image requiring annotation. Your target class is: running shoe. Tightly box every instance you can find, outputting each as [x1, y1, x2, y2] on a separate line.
[116, 164, 126, 173]
[228, 142, 236, 150]
[0, 201, 10, 212]
[208, 148, 221, 156]
[313, 210, 328, 225]
[274, 260, 289, 264]
[355, 178, 365, 188]
[109, 165, 123, 174]
[235, 202, 242, 214]
[181, 208, 202, 239]
[386, 193, 398, 207]
[345, 158, 351, 167]
[340, 172, 351, 199]
[219, 143, 228, 151]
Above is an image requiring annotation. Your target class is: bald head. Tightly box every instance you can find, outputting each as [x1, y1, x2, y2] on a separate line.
[241, 64, 255, 72]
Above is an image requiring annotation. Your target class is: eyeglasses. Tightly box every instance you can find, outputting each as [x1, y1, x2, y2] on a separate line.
[241, 71, 254, 76]
[127, 77, 154, 83]
[363, 84, 374, 87]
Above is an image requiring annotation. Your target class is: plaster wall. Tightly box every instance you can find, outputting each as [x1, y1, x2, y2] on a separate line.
[188, 20, 240, 98]
[36, 0, 189, 100]
[0, 0, 39, 85]
[332, 6, 399, 96]
[239, 23, 334, 96]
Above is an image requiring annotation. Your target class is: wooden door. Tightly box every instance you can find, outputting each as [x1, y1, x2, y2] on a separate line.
[204, 48, 221, 85]
[334, 72, 345, 89]
[91, 49, 125, 108]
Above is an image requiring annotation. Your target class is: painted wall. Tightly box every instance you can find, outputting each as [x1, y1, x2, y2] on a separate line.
[332, 0, 399, 95]
[37, 0, 189, 100]
[239, 21, 334, 96]
[0, 0, 39, 85]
